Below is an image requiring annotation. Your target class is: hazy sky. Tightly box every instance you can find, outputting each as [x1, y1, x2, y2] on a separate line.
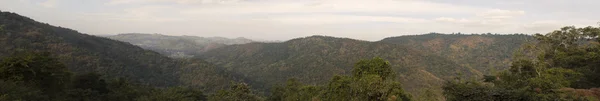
[0, 0, 598, 41]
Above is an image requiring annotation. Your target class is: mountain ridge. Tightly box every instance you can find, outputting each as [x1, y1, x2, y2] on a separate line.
[106, 33, 255, 58]
[380, 33, 533, 75]
[0, 11, 237, 92]
[200, 35, 477, 100]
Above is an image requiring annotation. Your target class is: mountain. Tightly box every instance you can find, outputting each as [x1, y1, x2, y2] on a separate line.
[106, 33, 254, 58]
[0, 11, 235, 91]
[199, 35, 480, 100]
[380, 33, 533, 75]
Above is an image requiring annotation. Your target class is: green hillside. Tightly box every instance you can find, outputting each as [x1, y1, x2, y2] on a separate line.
[0, 11, 235, 91]
[381, 33, 533, 75]
[200, 35, 478, 100]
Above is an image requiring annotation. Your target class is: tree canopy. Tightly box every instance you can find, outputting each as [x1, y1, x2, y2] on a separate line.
[443, 26, 600, 101]
[268, 57, 412, 101]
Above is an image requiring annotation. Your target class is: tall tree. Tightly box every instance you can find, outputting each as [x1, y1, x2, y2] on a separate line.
[322, 57, 412, 101]
[209, 83, 263, 101]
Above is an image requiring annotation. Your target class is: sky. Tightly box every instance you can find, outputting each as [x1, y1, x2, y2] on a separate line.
[0, 0, 598, 41]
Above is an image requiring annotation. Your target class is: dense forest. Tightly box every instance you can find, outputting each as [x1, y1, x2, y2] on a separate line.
[0, 11, 237, 92]
[443, 26, 600, 100]
[381, 33, 533, 75]
[2, 10, 600, 101]
[0, 52, 208, 101]
[199, 34, 532, 100]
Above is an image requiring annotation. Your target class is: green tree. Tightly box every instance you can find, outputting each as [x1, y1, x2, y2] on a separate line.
[104, 78, 154, 101]
[321, 57, 412, 101]
[268, 78, 321, 101]
[66, 73, 111, 101]
[209, 83, 263, 101]
[136, 87, 207, 101]
[0, 52, 71, 99]
[0, 80, 47, 101]
[443, 25, 600, 101]
[442, 77, 523, 101]
[532, 26, 600, 88]
[352, 57, 394, 80]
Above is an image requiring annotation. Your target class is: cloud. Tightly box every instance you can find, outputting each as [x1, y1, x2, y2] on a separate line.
[521, 20, 563, 33]
[476, 9, 525, 19]
[38, 0, 58, 8]
[179, 0, 480, 15]
[74, 0, 539, 40]
[434, 9, 526, 29]
[107, 0, 242, 5]
[434, 17, 469, 23]
[3, 0, 600, 41]
[269, 14, 430, 25]
[96, 0, 479, 26]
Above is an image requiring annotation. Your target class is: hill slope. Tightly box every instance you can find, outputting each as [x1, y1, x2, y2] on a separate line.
[107, 33, 254, 58]
[0, 11, 235, 91]
[200, 35, 478, 99]
[380, 33, 533, 75]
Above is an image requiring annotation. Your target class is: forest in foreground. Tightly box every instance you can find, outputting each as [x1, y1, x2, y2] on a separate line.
[2, 10, 600, 101]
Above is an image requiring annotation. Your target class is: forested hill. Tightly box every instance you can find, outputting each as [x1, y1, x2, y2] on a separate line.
[0, 11, 235, 90]
[200, 35, 479, 100]
[381, 33, 533, 75]
[107, 33, 254, 58]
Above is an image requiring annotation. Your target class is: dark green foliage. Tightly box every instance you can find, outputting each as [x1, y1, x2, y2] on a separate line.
[209, 83, 263, 101]
[70, 73, 110, 94]
[269, 58, 412, 101]
[443, 26, 600, 101]
[352, 57, 394, 80]
[0, 52, 209, 101]
[381, 33, 533, 75]
[66, 73, 112, 101]
[443, 78, 521, 101]
[0, 80, 47, 101]
[532, 26, 600, 88]
[443, 76, 591, 101]
[103, 78, 155, 101]
[201, 34, 531, 100]
[136, 87, 207, 101]
[201, 35, 472, 99]
[0, 52, 71, 98]
[268, 79, 322, 101]
[321, 57, 412, 101]
[321, 75, 353, 101]
[0, 11, 238, 93]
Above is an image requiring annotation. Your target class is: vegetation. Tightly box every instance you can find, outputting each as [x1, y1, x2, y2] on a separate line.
[6, 10, 600, 100]
[0, 52, 410, 101]
[0, 52, 208, 101]
[381, 33, 533, 75]
[200, 35, 490, 99]
[443, 26, 600, 101]
[0, 11, 238, 92]
[209, 83, 264, 101]
[268, 57, 412, 101]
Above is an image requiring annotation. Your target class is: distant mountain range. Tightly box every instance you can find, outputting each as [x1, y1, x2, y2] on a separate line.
[106, 33, 255, 58]
[0, 10, 535, 100]
[197, 34, 530, 100]
[102, 32, 533, 99]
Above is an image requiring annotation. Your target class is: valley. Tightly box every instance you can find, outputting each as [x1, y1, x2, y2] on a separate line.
[2, 10, 599, 101]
